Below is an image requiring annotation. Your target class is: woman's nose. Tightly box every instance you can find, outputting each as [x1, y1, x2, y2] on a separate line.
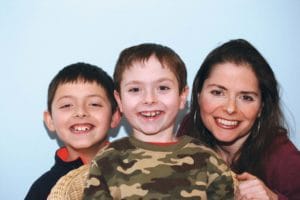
[224, 97, 237, 114]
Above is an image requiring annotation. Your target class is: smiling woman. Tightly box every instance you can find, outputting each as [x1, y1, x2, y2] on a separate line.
[198, 62, 262, 146]
[177, 39, 300, 200]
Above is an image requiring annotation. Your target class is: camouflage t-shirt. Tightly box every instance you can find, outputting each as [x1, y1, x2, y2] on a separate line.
[83, 135, 234, 200]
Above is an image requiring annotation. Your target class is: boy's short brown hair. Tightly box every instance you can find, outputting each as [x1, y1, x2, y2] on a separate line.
[113, 43, 187, 93]
[47, 62, 117, 114]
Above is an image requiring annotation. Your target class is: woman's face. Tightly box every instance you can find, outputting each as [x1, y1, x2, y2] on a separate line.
[198, 62, 262, 146]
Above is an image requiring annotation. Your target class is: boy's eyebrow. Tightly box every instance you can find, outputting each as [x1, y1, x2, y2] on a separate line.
[156, 77, 176, 83]
[123, 80, 142, 86]
[124, 78, 175, 86]
[56, 95, 73, 101]
[56, 94, 107, 101]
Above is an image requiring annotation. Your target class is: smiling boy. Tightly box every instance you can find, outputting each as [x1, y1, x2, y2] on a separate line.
[83, 44, 234, 199]
[25, 62, 120, 199]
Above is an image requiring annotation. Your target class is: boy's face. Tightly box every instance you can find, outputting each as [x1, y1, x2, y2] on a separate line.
[44, 81, 120, 156]
[114, 55, 188, 142]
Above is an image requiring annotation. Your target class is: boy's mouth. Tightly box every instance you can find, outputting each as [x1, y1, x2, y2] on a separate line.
[140, 111, 162, 118]
[70, 124, 93, 133]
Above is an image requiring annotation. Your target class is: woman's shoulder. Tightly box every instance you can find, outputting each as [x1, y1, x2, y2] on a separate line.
[264, 131, 300, 174]
[263, 131, 300, 200]
[268, 131, 300, 157]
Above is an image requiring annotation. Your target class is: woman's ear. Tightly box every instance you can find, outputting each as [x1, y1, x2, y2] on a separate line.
[43, 111, 56, 132]
[257, 103, 264, 118]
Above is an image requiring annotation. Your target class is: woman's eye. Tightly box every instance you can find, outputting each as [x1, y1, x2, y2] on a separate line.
[210, 90, 223, 96]
[241, 95, 254, 102]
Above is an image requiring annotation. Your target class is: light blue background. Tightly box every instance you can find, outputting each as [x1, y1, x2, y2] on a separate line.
[1, 1, 299, 199]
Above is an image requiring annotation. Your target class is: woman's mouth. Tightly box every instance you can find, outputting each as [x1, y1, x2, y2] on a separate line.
[215, 118, 239, 128]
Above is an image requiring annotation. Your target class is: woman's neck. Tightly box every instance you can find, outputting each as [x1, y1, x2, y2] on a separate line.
[216, 145, 239, 166]
[215, 133, 250, 166]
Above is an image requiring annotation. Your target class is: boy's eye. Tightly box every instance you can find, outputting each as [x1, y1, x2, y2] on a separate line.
[59, 104, 72, 109]
[128, 87, 140, 93]
[90, 103, 103, 107]
[159, 86, 170, 91]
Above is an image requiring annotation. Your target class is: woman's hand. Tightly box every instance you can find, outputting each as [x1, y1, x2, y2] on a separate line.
[235, 172, 278, 200]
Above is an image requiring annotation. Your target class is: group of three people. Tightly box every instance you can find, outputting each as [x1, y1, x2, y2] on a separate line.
[26, 39, 300, 200]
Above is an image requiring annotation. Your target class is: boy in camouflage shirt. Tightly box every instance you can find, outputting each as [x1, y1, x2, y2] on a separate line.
[83, 43, 234, 199]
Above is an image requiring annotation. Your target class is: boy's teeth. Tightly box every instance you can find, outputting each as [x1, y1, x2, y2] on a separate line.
[75, 127, 89, 131]
[141, 111, 161, 117]
[217, 118, 238, 126]
[73, 125, 91, 131]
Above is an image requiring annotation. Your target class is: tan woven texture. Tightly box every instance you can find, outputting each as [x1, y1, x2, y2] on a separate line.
[231, 170, 239, 195]
[47, 164, 89, 200]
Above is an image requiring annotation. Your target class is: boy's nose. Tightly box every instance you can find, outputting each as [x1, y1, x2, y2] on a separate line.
[75, 113, 87, 118]
[73, 107, 89, 118]
[143, 89, 157, 104]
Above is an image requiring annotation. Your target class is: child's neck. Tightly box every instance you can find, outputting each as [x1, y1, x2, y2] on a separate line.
[65, 141, 108, 164]
[133, 131, 178, 143]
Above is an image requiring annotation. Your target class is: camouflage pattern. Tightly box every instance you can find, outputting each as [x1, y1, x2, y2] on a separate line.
[83, 135, 234, 200]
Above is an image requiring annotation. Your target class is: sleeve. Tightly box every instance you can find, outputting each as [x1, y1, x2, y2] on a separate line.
[25, 181, 42, 200]
[267, 138, 300, 200]
[82, 159, 113, 200]
[277, 193, 288, 200]
[206, 155, 235, 200]
[25, 171, 56, 200]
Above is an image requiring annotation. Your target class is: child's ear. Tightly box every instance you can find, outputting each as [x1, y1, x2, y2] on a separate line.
[179, 86, 189, 109]
[43, 111, 56, 132]
[110, 108, 121, 128]
[114, 90, 123, 113]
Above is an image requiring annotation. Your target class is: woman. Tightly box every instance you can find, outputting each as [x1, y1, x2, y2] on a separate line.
[178, 39, 300, 199]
